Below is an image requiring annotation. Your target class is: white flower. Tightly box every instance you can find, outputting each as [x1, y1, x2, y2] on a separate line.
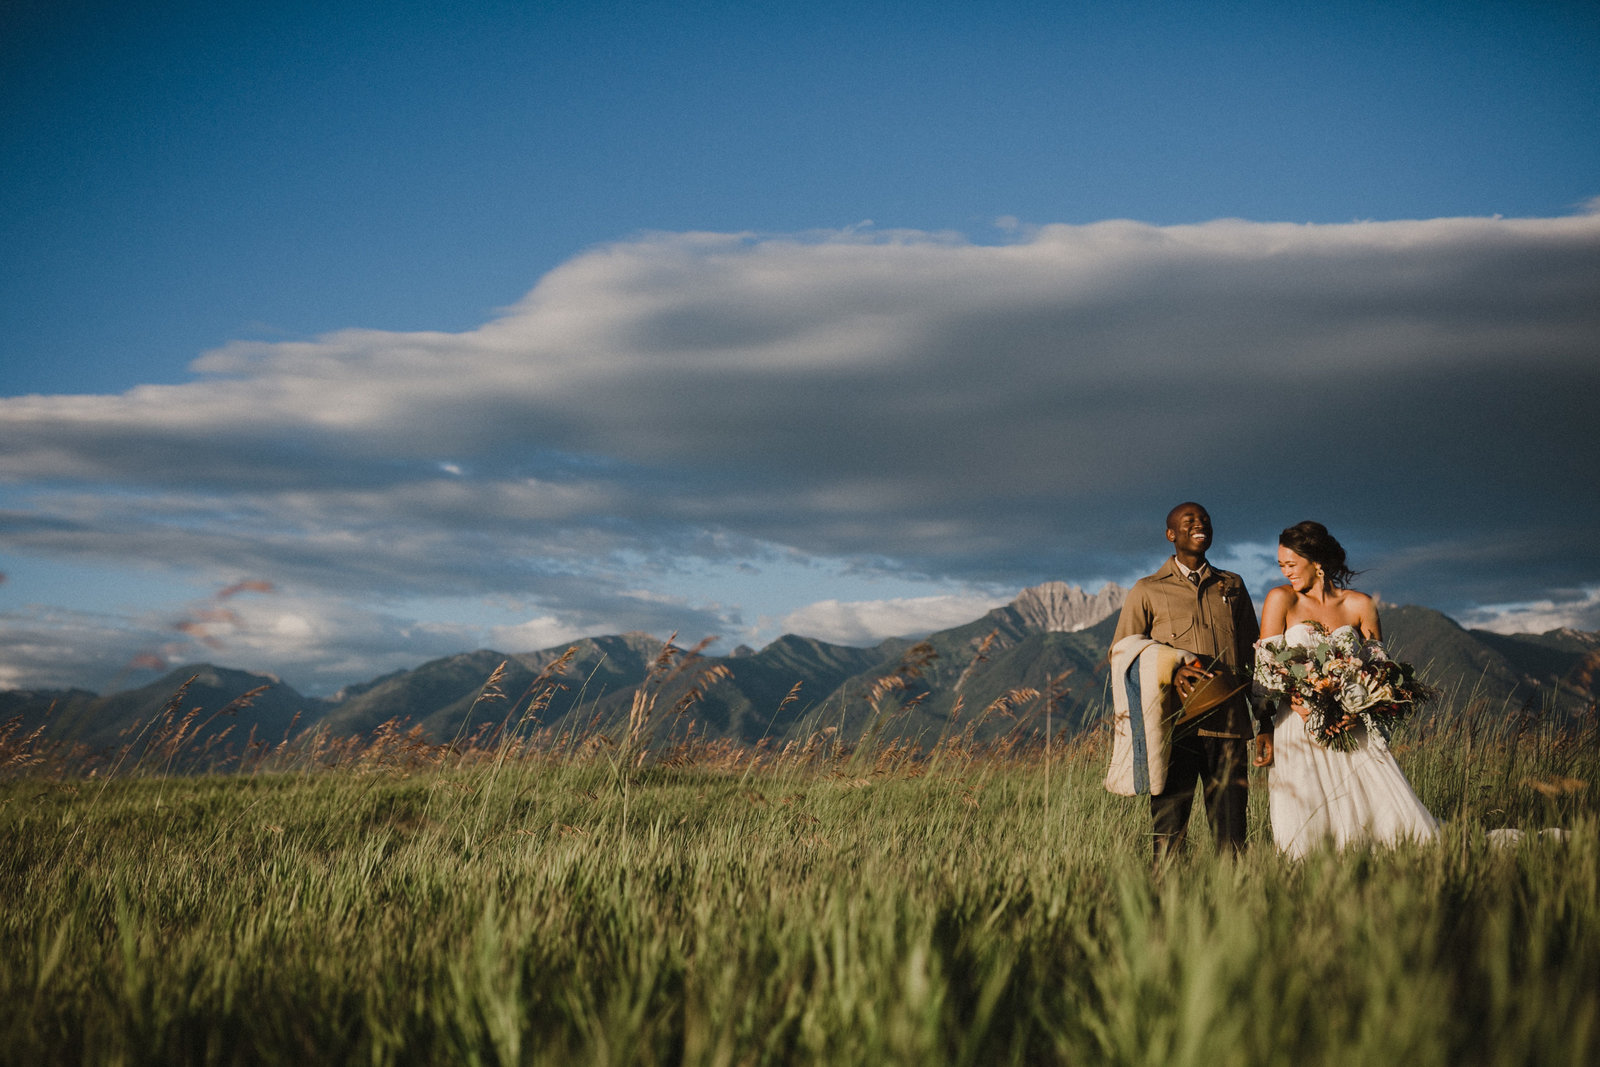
[1329, 628, 1362, 657]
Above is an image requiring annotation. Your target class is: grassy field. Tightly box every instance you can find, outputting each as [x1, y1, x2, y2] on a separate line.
[1, 672, 1597, 1065]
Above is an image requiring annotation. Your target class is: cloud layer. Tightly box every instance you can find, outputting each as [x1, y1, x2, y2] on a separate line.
[3, 210, 1598, 689]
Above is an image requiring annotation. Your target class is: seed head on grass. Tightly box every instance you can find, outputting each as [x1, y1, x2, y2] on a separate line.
[895, 641, 940, 679]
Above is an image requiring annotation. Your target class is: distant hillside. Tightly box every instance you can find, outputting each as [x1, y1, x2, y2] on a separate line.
[1383, 606, 1599, 715]
[319, 636, 656, 740]
[3, 584, 1595, 763]
[1, 665, 318, 769]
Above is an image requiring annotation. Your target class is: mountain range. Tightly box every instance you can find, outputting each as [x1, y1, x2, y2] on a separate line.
[4, 582, 1596, 768]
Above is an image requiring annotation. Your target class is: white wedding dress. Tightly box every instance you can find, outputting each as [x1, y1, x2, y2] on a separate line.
[1264, 623, 1439, 858]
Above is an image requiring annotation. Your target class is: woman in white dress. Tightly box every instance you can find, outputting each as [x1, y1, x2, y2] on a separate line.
[1255, 521, 1438, 858]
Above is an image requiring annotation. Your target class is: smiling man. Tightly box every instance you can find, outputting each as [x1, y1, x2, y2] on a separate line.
[1113, 502, 1270, 861]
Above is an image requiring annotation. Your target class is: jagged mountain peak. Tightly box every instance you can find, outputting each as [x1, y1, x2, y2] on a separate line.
[1002, 581, 1127, 634]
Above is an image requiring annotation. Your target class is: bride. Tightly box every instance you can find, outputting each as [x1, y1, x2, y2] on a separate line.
[1254, 521, 1439, 857]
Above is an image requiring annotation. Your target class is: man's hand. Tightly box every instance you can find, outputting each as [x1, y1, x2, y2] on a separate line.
[1253, 733, 1274, 767]
[1172, 660, 1211, 700]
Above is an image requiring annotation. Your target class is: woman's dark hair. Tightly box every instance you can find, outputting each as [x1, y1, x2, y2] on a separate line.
[1279, 521, 1358, 589]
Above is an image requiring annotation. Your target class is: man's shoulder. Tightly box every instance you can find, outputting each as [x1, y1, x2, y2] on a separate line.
[1125, 573, 1169, 601]
[1130, 559, 1179, 588]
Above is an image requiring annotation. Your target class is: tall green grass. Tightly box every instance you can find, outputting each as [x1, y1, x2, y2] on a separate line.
[0, 677, 1595, 1064]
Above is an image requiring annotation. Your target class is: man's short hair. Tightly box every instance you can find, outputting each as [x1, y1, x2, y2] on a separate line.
[1166, 501, 1207, 530]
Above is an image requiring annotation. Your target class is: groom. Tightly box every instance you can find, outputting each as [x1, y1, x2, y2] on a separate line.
[1113, 502, 1272, 860]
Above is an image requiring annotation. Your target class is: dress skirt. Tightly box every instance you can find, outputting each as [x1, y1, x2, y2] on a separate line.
[1269, 706, 1439, 858]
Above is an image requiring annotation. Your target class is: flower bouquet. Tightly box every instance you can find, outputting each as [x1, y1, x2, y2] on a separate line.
[1252, 622, 1437, 751]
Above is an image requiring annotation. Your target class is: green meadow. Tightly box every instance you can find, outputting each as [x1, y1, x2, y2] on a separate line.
[1, 677, 1596, 1065]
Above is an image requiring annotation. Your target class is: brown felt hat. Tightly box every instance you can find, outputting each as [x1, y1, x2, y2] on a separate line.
[1171, 665, 1247, 727]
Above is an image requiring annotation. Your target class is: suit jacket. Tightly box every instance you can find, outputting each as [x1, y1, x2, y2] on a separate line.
[1112, 558, 1264, 738]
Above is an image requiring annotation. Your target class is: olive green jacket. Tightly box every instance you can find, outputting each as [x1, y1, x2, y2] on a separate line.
[1112, 558, 1266, 738]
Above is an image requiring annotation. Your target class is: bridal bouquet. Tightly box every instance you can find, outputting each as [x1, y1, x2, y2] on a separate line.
[1252, 623, 1437, 751]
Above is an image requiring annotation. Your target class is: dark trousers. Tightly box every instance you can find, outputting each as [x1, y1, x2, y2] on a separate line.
[1149, 733, 1249, 861]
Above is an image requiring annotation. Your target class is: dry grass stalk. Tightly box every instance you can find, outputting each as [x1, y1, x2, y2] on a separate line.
[670, 664, 734, 719]
[895, 641, 939, 679]
[445, 660, 509, 756]
[866, 674, 909, 715]
[0, 715, 49, 774]
[622, 634, 730, 765]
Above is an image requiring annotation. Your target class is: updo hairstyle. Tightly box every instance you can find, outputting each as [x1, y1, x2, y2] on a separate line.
[1279, 521, 1357, 589]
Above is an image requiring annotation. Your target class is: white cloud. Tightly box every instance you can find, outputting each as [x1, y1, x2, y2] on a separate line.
[1456, 588, 1600, 636]
[8, 212, 1597, 491]
[0, 591, 511, 695]
[0, 604, 162, 692]
[485, 616, 580, 650]
[777, 593, 1013, 647]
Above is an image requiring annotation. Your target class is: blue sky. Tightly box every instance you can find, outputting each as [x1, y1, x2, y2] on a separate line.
[3, 0, 1598, 694]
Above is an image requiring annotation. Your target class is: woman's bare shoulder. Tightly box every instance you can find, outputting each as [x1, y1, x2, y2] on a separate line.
[1263, 584, 1296, 606]
[1338, 589, 1381, 635]
[1259, 584, 1296, 638]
